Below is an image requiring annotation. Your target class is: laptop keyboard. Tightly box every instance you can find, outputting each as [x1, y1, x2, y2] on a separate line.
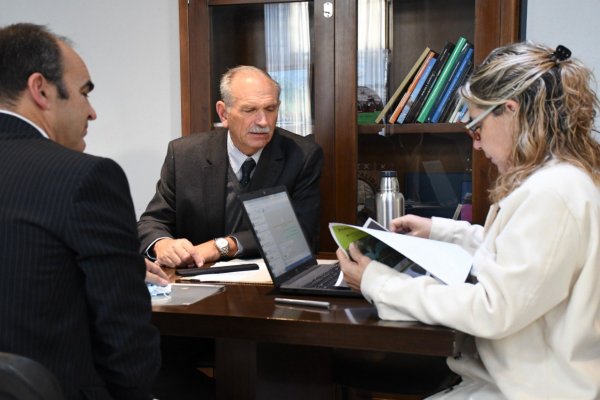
[304, 264, 340, 288]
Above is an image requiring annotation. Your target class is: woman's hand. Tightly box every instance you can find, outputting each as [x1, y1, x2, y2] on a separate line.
[389, 214, 432, 238]
[336, 243, 373, 292]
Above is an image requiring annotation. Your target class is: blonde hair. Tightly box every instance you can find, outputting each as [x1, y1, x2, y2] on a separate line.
[460, 42, 600, 202]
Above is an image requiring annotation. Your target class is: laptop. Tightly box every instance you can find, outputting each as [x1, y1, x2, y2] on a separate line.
[239, 186, 361, 297]
[422, 160, 459, 208]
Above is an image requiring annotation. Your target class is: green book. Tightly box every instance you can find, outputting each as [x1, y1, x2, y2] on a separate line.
[416, 36, 468, 123]
[404, 42, 454, 124]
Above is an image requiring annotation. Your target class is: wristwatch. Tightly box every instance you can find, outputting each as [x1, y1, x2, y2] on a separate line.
[214, 237, 230, 257]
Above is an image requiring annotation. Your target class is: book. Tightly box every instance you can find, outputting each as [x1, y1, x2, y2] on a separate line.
[440, 91, 461, 123]
[456, 101, 470, 123]
[427, 42, 471, 122]
[374, 47, 431, 124]
[439, 62, 473, 122]
[329, 222, 472, 285]
[396, 56, 437, 124]
[430, 46, 474, 123]
[416, 36, 468, 123]
[448, 98, 465, 123]
[388, 50, 436, 124]
[427, 41, 472, 123]
[403, 41, 455, 124]
[449, 99, 469, 123]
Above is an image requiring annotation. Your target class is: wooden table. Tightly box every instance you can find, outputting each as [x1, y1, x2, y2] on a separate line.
[152, 275, 462, 399]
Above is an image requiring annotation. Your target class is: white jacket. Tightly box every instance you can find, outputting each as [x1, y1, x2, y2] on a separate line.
[361, 162, 600, 399]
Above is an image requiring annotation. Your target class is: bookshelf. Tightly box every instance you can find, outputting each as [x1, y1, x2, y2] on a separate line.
[178, 0, 522, 252]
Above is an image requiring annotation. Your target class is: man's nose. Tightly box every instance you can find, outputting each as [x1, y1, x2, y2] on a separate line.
[88, 104, 98, 121]
[255, 110, 268, 125]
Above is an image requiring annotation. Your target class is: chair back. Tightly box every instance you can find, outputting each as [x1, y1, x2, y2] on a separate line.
[0, 352, 63, 400]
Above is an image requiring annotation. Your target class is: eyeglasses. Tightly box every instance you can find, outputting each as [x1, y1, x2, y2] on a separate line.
[464, 104, 500, 141]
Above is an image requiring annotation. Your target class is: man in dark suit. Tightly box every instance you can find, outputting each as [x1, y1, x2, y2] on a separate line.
[137, 66, 322, 399]
[138, 65, 323, 268]
[0, 23, 163, 399]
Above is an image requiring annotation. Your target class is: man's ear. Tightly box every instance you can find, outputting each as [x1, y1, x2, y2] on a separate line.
[27, 73, 51, 110]
[215, 100, 229, 128]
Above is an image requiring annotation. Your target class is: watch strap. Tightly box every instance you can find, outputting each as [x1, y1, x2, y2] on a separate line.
[214, 237, 230, 257]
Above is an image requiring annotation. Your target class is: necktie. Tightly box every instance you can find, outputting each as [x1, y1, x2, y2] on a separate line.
[240, 158, 256, 187]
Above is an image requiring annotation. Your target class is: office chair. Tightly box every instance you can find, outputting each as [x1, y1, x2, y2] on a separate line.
[0, 352, 63, 400]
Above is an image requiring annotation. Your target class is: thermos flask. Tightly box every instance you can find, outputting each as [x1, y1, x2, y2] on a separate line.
[376, 170, 404, 229]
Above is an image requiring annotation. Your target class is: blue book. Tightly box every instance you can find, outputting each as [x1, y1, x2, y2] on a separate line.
[404, 42, 454, 124]
[440, 63, 473, 122]
[430, 47, 474, 123]
[397, 57, 437, 124]
[427, 41, 471, 122]
[454, 100, 469, 123]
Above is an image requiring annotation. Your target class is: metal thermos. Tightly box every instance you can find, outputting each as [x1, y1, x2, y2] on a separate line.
[376, 170, 404, 229]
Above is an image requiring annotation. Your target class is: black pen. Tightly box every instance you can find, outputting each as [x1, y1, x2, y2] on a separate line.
[274, 297, 331, 309]
[176, 263, 259, 277]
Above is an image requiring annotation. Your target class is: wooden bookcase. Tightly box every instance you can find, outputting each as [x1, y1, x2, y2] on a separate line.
[179, 0, 522, 253]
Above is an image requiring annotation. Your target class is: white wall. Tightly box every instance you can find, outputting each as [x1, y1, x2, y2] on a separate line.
[0, 0, 181, 217]
[526, 0, 600, 139]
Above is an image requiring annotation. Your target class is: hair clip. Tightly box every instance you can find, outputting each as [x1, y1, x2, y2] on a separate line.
[552, 45, 571, 62]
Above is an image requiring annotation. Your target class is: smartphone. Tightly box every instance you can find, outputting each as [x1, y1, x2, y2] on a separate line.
[175, 263, 259, 277]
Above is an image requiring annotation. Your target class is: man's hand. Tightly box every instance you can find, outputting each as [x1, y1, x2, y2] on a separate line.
[153, 237, 235, 268]
[193, 240, 224, 264]
[336, 243, 372, 292]
[153, 238, 205, 268]
[144, 258, 169, 286]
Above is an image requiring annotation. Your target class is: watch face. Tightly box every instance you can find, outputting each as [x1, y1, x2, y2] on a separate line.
[215, 238, 229, 255]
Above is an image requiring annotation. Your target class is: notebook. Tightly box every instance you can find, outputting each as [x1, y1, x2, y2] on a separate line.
[239, 186, 361, 297]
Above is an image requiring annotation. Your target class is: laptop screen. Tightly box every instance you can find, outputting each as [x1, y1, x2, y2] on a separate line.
[241, 188, 313, 279]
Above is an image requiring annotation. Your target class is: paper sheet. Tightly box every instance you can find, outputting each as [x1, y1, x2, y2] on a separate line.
[329, 222, 472, 285]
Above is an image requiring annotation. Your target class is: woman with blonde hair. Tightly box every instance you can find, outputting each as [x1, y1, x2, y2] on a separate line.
[338, 42, 600, 399]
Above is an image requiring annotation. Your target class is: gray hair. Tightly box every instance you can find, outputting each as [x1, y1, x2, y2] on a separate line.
[219, 65, 281, 107]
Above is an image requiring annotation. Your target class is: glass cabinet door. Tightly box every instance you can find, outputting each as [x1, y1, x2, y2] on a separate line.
[181, 0, 336, 251]
[179, 0, 521, 252]
[210, 2, 315, 136]
[356, 0, 476, 225]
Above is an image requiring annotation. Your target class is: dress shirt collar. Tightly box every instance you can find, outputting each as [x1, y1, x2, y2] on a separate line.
[227, 131, 262, 180]
[0, 109, 49, 139]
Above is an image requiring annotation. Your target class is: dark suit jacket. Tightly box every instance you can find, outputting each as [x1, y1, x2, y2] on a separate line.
[0, 113, 160, 400]
[138, 128, 323, 256]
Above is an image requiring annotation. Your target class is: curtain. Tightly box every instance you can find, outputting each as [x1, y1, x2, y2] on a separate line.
[264, 3, 312, 136]
[357, 0, 388, 106]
